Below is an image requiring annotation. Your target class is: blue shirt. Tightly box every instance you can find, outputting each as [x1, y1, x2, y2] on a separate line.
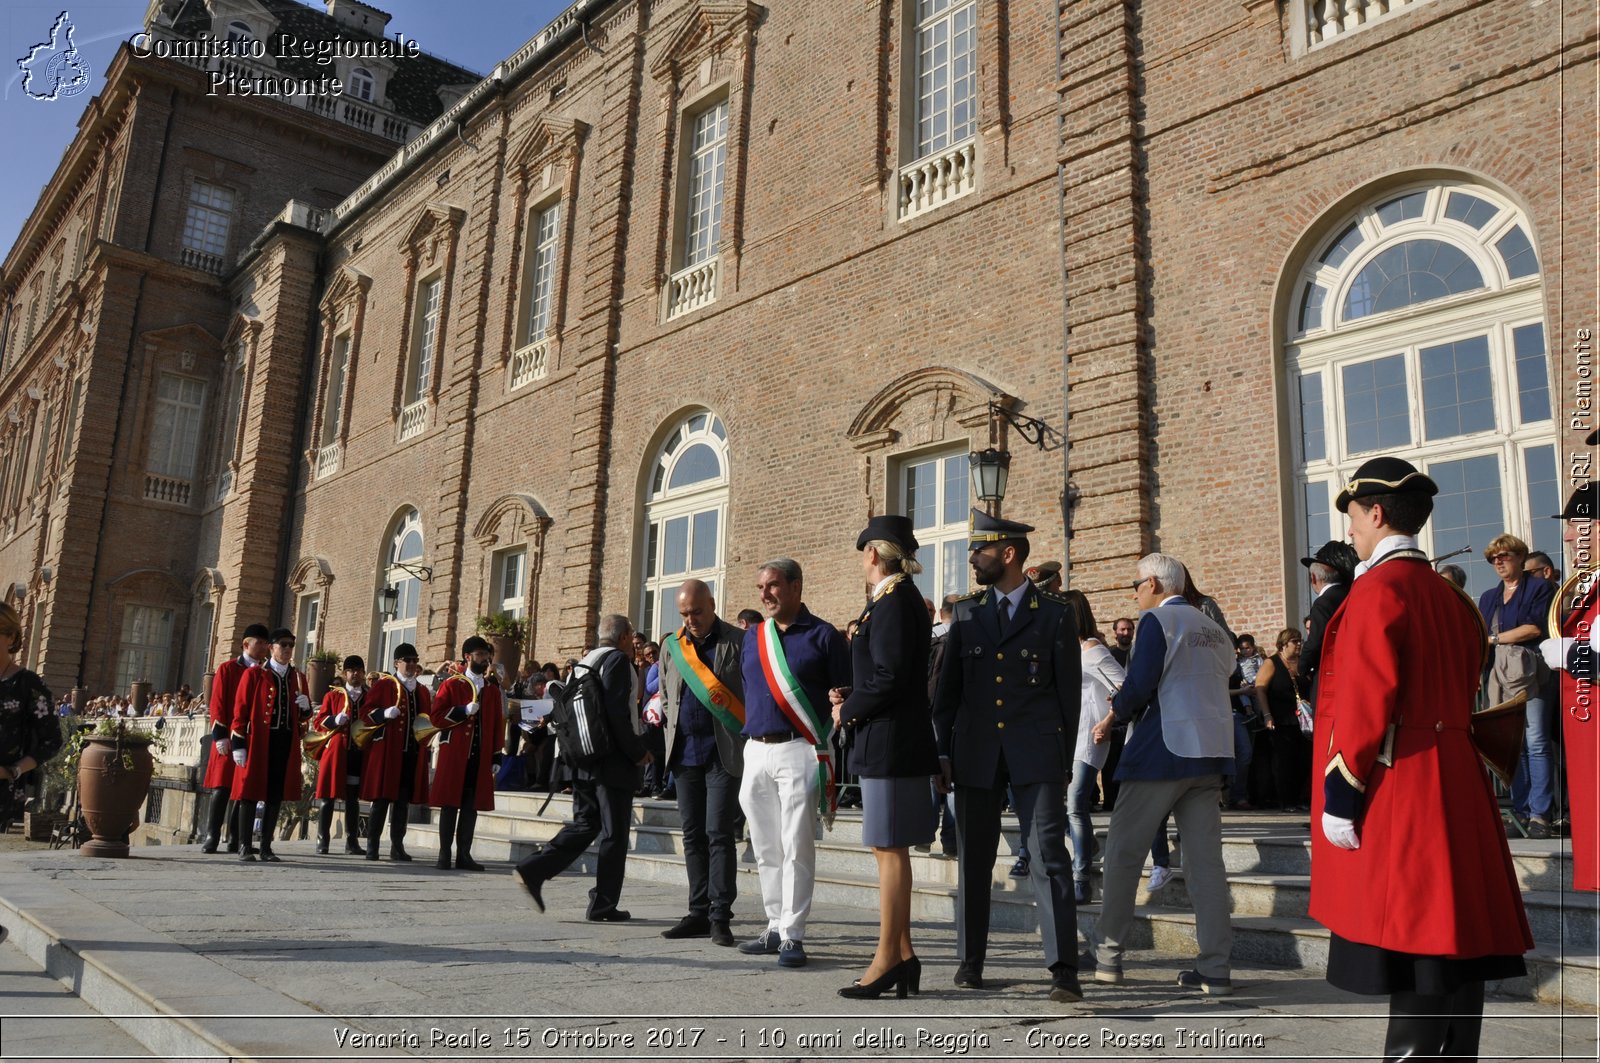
[1111, 608, 1234, 782]
[674, 629, 720, 768]
[740, 606, 850, 739]
[1478, 576, 1556, 640]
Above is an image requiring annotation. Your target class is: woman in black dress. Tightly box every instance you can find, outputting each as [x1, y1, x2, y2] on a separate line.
[0, 602, 64, 943]
[1253, 627, 1309, 811]
[830, 515, 938, 999]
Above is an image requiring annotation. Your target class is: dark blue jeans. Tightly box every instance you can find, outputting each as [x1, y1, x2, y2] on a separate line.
[674, 757, 739, 920]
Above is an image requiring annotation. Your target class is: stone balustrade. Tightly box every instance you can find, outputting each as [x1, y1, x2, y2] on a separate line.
[143, 473, 192, 506]
[1304, 0, 1428, 49]
[398, 399, 428, 441]
[666, 258, 718, 320]
[897, 139, 977, 223]
[510, 339, 550, 389]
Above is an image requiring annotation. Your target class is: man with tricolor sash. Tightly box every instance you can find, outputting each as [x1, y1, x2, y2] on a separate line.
[736, 558, 850, 968]
[658, 579, 747, 946]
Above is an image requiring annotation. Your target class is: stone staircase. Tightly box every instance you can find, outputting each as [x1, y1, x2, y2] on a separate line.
[402, 790, 1597, 1007]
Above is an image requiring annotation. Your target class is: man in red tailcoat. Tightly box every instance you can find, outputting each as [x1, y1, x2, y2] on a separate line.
[310, 655, 367, 855]
[428, 636, 503, 870]
[1310, 456, 1532, 1061]
[1540, 452, 1599, 892]
[229, 628, 310, 862]
[361, 642, 432, 862]
[200, 623, 268, 853]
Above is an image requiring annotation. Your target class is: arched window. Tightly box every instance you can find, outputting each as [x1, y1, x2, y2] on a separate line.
[639, 412, 728, 640]
[378, 509, 423, 663]
[349, 66, 374, 102]
[1286, 181, 1554, 602]
[225, 20, 253, 46]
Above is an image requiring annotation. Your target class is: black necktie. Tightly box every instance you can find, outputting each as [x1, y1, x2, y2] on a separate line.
[998, 595, 1012, 635]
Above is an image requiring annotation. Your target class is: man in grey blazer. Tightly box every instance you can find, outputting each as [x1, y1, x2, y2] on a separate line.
[659, 579, 747, 946]
[933, 510, 1083, 1003]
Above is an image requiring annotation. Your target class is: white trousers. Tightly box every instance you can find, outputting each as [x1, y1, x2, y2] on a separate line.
[738, 737, 819, 941]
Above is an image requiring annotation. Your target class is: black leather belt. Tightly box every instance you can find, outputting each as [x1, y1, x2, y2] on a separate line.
[748, 730, 801, 744]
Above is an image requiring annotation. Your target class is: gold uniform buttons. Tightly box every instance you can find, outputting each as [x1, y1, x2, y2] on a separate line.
[996, 652, 1004, 661]
[995, 698, 1004, 707]
[996, 721, 1005, 729]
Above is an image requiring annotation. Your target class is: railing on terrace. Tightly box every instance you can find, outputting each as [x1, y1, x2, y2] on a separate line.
[666, 259, 718, 320]
[510, 339, 550, 389]
[1302, 0, 1432, 50]
[144, 473, 192, 506]
[315, 443, 341, 479]
[180, 247, 224, 274]
[898, 139, 977, 222]
[398, 400, 428, 441]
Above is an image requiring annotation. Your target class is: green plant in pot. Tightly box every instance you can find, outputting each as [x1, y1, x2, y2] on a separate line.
[476, 613, 526, 678]
[72, 717, 165, 857]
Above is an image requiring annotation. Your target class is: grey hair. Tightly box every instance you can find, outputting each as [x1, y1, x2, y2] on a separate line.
[863, 539, 924, 576]
[596, 613, 633, 647]
[757, 557, 803, 584]
[1136, 552, 1187, 594]
[1307, 561, 1339, 584]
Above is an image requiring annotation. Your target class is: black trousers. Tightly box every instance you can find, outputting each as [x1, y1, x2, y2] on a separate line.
[516, 778, 634, 917]
[641, 727, 667, 792]
[674, 757, 738, 920]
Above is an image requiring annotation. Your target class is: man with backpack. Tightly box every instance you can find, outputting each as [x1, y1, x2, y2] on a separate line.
[513, 614, 652, 921]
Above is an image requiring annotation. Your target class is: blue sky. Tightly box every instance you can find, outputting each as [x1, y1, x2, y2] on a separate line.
[1, 0, 573, 258]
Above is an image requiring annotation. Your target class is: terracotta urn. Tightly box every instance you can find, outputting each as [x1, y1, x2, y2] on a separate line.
[76, 735, 155, 857]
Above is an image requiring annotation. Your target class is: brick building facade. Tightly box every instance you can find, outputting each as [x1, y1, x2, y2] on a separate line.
[2, 0, 1592, 694]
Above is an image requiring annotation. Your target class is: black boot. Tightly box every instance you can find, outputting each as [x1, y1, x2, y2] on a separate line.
[316, 800, 334, 854]
[238, 802, 257, 862]
[343, 795, 363, 854]
[455, 808, 484, 870]
[200, 791, 227, 853]
[390, 801, 412, 861]
[435, 807, 457, 869]
[259, 803, 283, 862]
[223, 799, 240, 853]
[1439, 981, 1485, 1061]
[1383, 991, 1452, 1061]
[366, 800, 388, 861]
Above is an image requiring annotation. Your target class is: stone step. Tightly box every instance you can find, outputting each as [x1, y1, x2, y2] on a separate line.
[403, 819, 1595, 1007]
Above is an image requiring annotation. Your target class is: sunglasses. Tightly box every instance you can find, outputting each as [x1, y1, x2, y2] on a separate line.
[1489, 552, 1518, 563]
[1129, 576, 1151, 591]
[275, 640, 296, 648]
[398, 656, 420, 664]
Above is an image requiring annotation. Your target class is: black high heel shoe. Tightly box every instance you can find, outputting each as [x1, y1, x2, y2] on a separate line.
[903, 955, 921, 995]
[838, 961, 908, 999]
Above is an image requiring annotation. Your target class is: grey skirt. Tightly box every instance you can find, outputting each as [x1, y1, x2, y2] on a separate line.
[860, 775, 937, 849]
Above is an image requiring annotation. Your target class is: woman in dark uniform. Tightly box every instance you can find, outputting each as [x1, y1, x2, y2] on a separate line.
[0, 602, 63, 944]
[830, 515, 938, 999]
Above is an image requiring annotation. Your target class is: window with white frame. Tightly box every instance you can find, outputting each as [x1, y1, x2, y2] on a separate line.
[185, 599, 214, 689]
[912, 0, 977, 160]
[348, 67, 374, 101]
[225, 20, 254, 46]
[683, 101, 728, 269]
[181, 181, 234, 258]
[321, 333, 350, 446]
[115, 604, 174, 693]
[1287, 182, 1552, 605]
[148, 373, 206, 480]
[897, 449, 971, 604]
[521, 201, 561, 347]
[639, 412, 729, 641]
[296, 594, 320, 669]
[378, 509, 423, 665]
[491, 546, 527, 620]
[407, 277, 441, 405]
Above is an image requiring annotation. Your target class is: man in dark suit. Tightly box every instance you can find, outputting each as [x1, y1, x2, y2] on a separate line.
[932, 509, 1083, 1003]
[1298, 540, 1357, 706]
[658, 579, 746, 946]
[514, 614, 652, 921]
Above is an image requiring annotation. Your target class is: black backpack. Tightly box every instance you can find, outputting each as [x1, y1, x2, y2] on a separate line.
[545, 651, 619, 770]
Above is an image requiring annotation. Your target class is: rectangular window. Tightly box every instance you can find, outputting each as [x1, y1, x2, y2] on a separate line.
[1512, 323, 1552, 425]
[181, 181, 234, 257]
[493, 547, 527, 620]
[1427, 453, 1503, 600]
[148, 374, 206, 479]
[523, 202, 561, 345]
[31, 403, 53, 487]
[408, 277, 442, 402]
[683, 101, 729, 268]
[1523, 445, 1562, 567]
[322, 334, 350, 446]
[1419, 334, 1494, 441]
[115, 605, 175, 693]
[1341, 354, 1411, 454]
[1304, 480, 1331, 554]
[1299, 372, 1326, 462]
[296, 595, 320, 668]
[914, 0, 977, 158]
[899, 450, 971, 603]
[64, 377, 83, 454]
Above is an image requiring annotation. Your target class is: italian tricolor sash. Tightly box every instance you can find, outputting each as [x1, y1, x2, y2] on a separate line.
[663, 629, 744, 733]
[755, 619, 840, 827]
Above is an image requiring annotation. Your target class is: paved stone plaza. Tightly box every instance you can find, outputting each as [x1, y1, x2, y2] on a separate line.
[0, 839, 1592, 1062]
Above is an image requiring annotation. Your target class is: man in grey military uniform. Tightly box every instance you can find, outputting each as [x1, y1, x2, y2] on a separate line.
[933, 509, 1083, 1003]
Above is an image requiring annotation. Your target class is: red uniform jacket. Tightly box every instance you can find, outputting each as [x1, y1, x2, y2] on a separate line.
[428, 670, 502, 811]
[310, 686, 363, 799]
[1309, 551, 1532, 959]
[360, 673, 432, 804]
[1557, 576, 1599, 891]
[202, 656, 255, 791]
[229, 663, 308, 803]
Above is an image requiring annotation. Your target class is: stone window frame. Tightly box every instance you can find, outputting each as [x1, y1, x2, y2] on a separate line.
[130, 325, 220, 510]
[648, 1, 764, 324]
[213, 316, 262, 503]
[391, 205, 464, 440]
[180, 178, 237, 260]
[472, 494, 552, 653]
[187, 567, 225, 684]
[308, 267, 371, 479]
[636, 409, 731, 642]
[502, 116, 588, 392]
[288, 556, 335, 663]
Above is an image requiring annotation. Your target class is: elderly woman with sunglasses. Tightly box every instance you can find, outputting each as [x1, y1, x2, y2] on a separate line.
[1478, 534, 1557, 837]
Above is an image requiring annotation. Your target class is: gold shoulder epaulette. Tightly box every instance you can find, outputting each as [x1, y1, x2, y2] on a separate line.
[1037, 588, 1070, 605]
[956, 589, 983, 602]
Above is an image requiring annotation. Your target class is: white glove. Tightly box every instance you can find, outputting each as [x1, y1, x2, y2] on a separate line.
[464, 701, 480, 717]
[297, 693, 311, 711]
[334, 712, 349, 727]
[1322, 812, 1360, 850]
[213, 739, 230, 756]
[231, 749, 247, 766]
[1541, 637, 1574, 672]
[384, 706, 400, 720]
